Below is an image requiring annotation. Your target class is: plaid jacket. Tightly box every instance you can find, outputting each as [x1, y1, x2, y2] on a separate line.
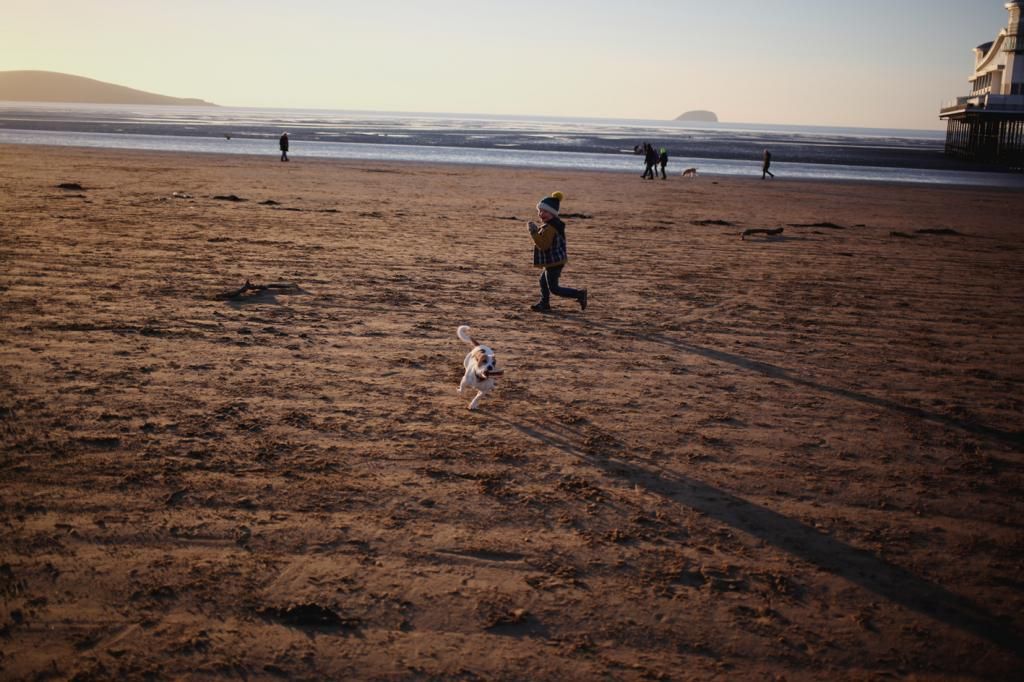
[530, 217, 568, 268]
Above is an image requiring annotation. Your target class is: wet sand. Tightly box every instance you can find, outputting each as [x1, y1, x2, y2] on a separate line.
[1, 144, 1023, 680]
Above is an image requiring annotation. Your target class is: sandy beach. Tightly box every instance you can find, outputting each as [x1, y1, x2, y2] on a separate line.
[1, 143, 1023, 680]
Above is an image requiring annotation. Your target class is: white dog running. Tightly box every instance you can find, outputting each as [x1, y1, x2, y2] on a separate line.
[457, 325, 503, 410]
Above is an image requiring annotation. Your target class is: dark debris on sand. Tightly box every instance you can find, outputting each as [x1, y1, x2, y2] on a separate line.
[258, 604, 361, 630]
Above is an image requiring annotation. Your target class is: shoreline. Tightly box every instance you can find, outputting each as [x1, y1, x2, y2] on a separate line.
[2, 102, 1014, 181]
[0, 123, 953, 169]
[2, 140, 1022, 191]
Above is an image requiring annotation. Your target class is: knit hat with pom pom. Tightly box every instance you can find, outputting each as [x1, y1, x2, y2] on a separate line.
[537, 191, 564, 216]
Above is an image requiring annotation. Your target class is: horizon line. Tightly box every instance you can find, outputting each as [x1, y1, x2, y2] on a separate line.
[0, 99, 948, 135]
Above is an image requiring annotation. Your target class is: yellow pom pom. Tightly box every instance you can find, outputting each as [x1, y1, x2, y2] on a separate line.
[551, 191, 564, 201]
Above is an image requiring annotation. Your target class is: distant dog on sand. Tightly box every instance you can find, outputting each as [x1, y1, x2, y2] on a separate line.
[681, 168, 698, 178]
[457, 326, 503, 410]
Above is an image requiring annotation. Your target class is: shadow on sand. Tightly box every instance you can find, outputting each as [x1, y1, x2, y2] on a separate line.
[484, 318, 1023, 655]
[489, 413, 1022, 655]
[580, 319, 1024, 451]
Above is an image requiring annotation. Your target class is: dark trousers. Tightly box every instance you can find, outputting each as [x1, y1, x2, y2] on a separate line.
[642, 162, 655, 179]
[539, 266, 582, 304]
[659, 162, 667, 179]
[281, 150, 289, 161]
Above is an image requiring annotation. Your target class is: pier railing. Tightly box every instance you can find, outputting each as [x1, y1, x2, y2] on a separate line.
[941, 94, 1024, 114]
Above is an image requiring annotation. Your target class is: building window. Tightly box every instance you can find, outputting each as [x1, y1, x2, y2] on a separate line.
[972, 73, 994, 95]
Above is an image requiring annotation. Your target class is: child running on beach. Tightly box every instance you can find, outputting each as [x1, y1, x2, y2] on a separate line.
[528, 191, 587, 312]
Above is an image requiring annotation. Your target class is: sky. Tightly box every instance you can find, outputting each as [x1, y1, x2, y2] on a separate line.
[0, 0, 1015, 130]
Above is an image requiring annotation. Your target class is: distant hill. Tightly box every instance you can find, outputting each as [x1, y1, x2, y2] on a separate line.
[675, 110, 719, 123]
[0, 71, 216, 106]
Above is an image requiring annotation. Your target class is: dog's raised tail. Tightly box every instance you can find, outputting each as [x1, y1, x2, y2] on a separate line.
[457, 325, 476, 346]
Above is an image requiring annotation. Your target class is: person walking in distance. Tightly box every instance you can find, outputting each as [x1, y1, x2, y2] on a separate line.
[528, 191, 587, 313]
[762, 149, 775, 179]
[642, 143, 657, 180]
[279, 132, 290, 162]
[658, 147, 669, 180]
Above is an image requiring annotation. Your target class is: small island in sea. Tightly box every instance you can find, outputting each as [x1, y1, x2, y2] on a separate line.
[0, 70, 216, 106]
[675, 110, 718, 122]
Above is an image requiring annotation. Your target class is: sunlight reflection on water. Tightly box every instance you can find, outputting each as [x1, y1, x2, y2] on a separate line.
[1, 103, 1021, 188]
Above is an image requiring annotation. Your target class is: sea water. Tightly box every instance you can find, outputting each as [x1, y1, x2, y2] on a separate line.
[1, 102, 1021, 188]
